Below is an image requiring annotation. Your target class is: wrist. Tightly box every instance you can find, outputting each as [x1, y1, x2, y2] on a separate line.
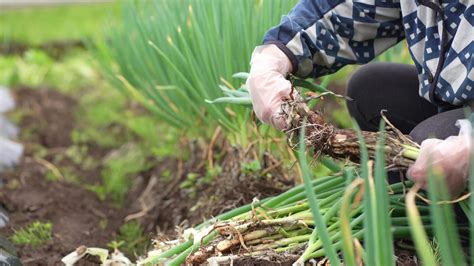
[252, 44, 293, 75]
[262, 41, 297, 74]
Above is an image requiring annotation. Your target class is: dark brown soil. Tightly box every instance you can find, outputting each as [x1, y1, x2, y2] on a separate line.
[0, 162, 129, 265]
[0, 88, 131, 265]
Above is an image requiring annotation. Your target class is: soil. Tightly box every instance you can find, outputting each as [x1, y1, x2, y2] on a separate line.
[0, 87, 130, 265]
[133, 144, 293, 235]
[0, 87, 294, 265]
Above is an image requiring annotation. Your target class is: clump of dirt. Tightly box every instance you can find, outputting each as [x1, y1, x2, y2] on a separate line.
[281, 95, 418, 169]
[126, 141, 294, 235]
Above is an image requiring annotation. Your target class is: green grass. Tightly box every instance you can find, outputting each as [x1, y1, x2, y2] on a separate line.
[109, 221, 150, 258]
[0, 3, 119, 45]
[11, 221, 53, 247]
[97, 0, 298, 140]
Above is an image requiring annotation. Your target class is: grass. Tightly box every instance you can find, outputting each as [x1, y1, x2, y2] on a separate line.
[109, 221, 150, 258]
[97, 0, 298, 140]
[11, 221, 53, 247]
[0, 3, 119, 45]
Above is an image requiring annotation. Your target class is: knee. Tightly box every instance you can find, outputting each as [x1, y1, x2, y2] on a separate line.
[346, 64, 379, 119]
[409, 109, 463, 144]
[347, 63, 385, 101]
[346, 63, 389, 131]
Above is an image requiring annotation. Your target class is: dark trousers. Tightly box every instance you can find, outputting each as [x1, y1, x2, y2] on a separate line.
[346, 62, 467, 222]
[346, 62, 465, 144]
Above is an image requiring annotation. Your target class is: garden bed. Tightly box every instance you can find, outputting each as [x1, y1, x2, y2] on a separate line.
[0, 87, 292, 264]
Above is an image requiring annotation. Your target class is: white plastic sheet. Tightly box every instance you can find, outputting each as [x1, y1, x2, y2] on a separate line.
[0, 86, 23, 170]
[0, 87, 15, 114]
[0, 137, 24, 171]
[0, 115, 19, 139]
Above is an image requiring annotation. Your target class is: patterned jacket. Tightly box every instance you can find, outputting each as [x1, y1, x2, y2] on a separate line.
[264, 0, 473, 108]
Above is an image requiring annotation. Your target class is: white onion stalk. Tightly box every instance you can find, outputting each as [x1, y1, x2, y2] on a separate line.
[61, 246, 109, 266]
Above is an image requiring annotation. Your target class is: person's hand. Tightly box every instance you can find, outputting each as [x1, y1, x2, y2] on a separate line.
[246, 45, 294, 131]
[407, 120, 472, 197]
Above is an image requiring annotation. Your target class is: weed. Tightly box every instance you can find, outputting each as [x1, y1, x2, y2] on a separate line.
[180, 173, 199, 190]
[99, 219, 108, 230]
[11, 221, 52, 247]
[110, 221, 149, 257]
[203, 165, 221, 184]
[241, 160, 261, 175]
[160, 169, 172, 182]
[45, 170, 61, 182]
[108, 240, 125, 250]
[100, 144, 151, 204]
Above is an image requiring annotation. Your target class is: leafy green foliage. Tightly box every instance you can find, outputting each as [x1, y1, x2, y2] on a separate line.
[180, 165, 222, 198]
[0, 50, 98, 91]
[98, 0, 298, 137]
[110, 221, 149, 257]
[241, 160, 261, 174]
[99, 144, 151, 203]
[11, 221, 53, 247]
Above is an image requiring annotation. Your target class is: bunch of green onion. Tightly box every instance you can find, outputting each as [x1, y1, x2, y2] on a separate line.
[136, 75, 471, 265]
[138, 121, 470, 266]
[138, 155, 427, 265]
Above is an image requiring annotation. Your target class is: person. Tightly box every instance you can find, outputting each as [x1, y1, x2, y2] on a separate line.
[247, 0, 473, 196]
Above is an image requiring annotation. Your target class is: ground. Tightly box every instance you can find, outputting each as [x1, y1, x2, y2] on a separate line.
[0, 86, 293, 264]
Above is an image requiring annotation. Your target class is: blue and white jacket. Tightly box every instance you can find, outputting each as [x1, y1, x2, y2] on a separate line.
[264, 0, 473, 108]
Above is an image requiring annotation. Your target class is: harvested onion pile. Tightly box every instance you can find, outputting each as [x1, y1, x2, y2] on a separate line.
[139, 174, 430, 265]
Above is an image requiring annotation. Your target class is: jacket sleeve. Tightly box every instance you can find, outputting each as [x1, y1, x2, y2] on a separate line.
[263, 0, 405, 78]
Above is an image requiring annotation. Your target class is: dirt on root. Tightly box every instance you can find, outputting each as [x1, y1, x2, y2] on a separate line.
[0, 87, 295, 265]
[127, 141, 294, 236]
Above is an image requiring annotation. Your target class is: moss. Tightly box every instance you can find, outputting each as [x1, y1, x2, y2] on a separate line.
[11, 221, 52, 247]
